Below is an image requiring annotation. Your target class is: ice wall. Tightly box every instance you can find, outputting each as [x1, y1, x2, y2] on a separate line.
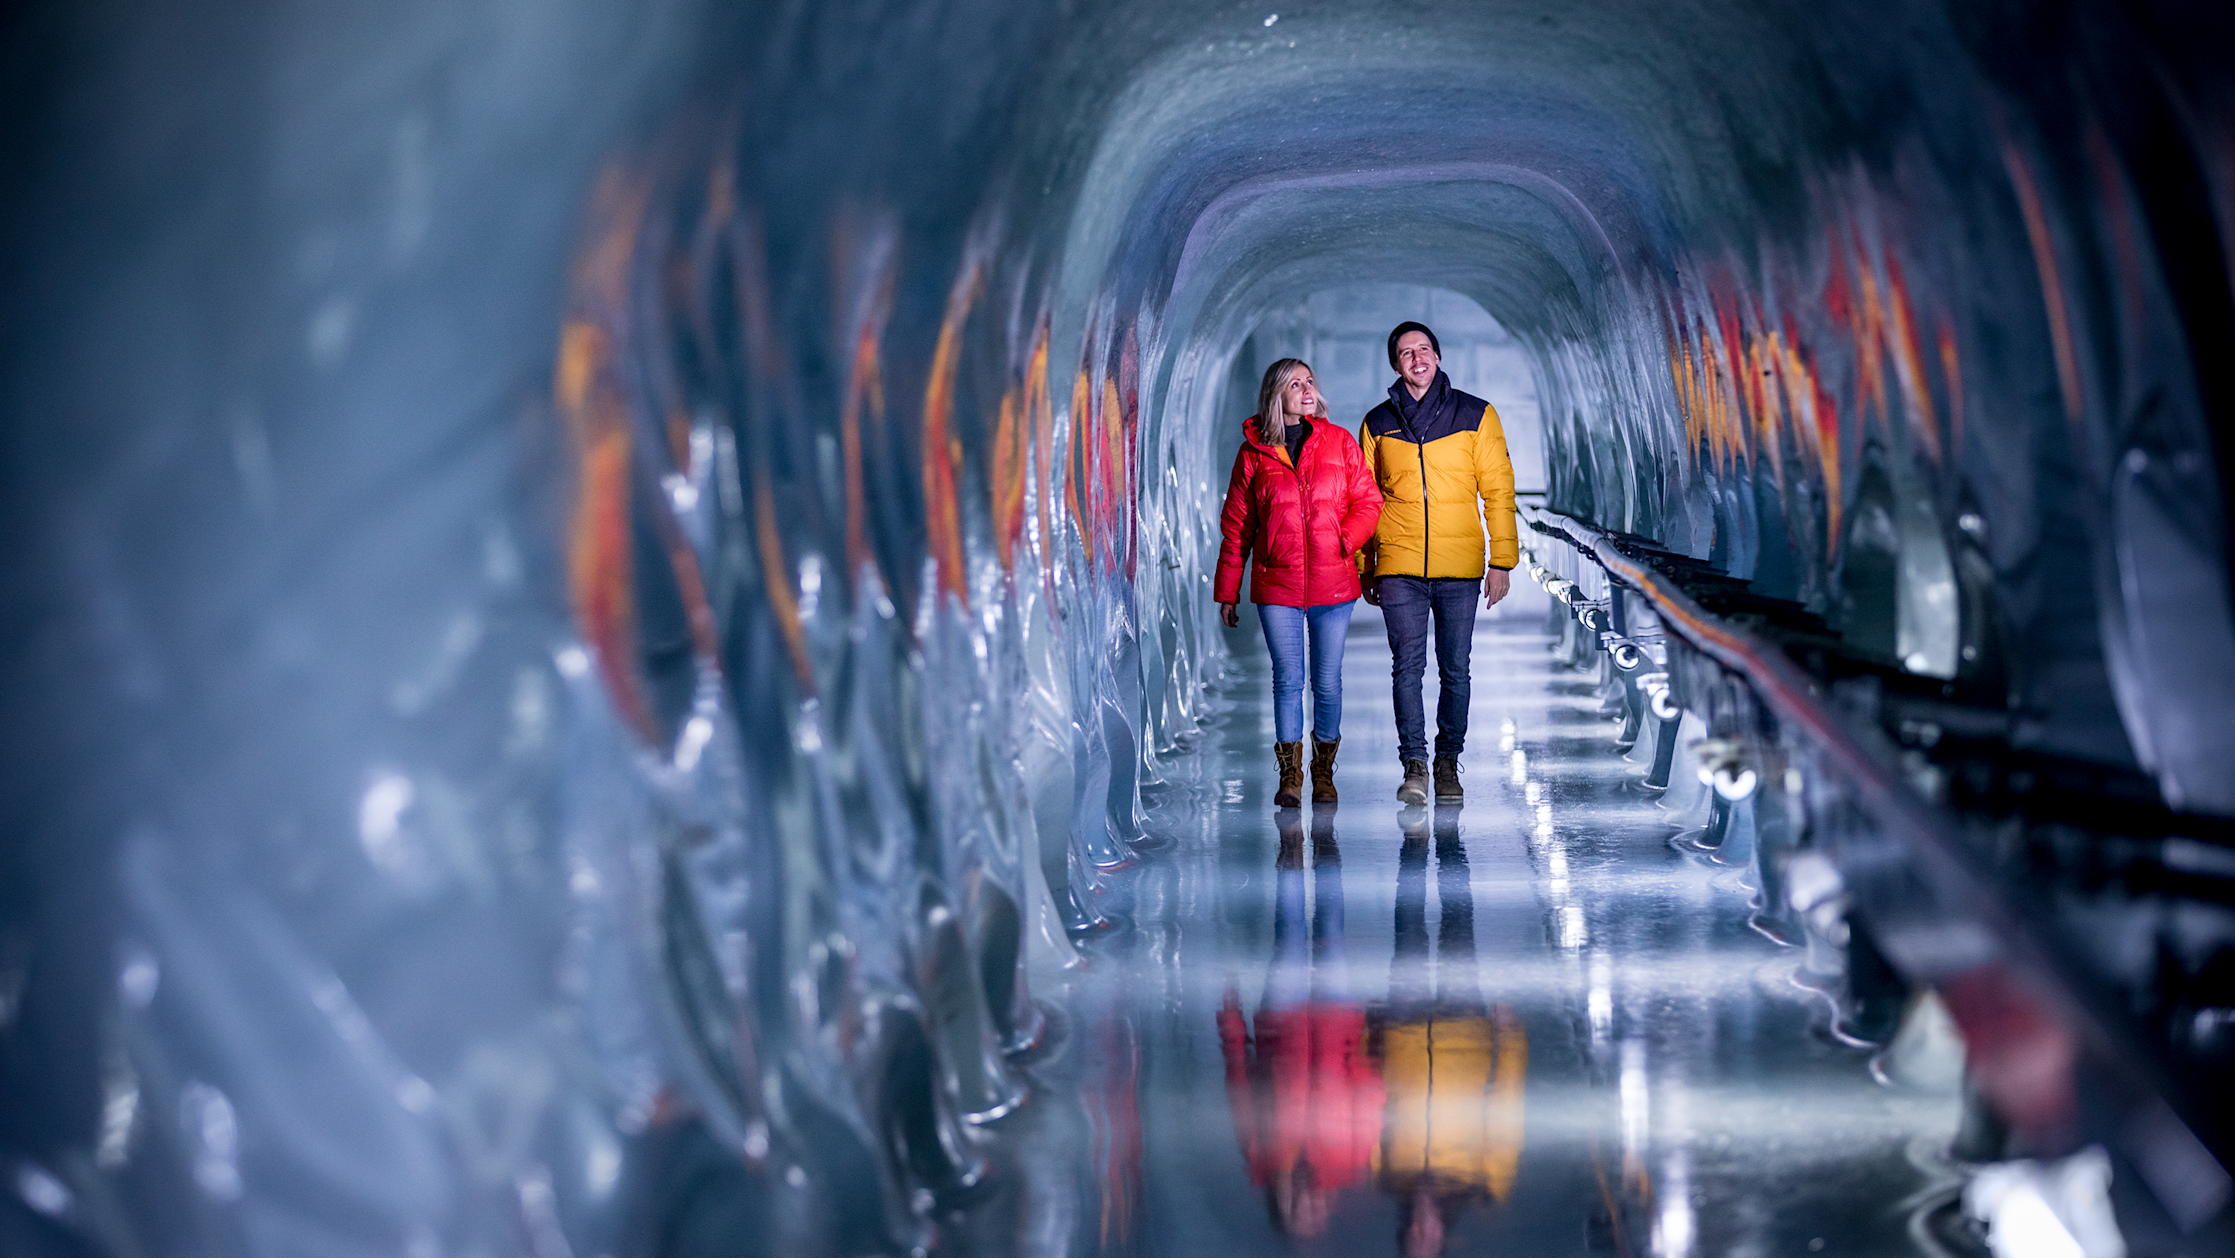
[4, 1, 2233, 1254]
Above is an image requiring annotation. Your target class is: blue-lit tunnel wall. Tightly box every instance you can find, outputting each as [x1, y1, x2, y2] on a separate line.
[3, 0, 2232, 1253]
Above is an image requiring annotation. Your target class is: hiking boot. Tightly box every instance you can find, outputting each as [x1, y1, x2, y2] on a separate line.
[1397, 759, 1431, 806]
[1274, 741, 1305, 809]
[1434, 755, 1463, 802]
[1310, 738, 1341, 804]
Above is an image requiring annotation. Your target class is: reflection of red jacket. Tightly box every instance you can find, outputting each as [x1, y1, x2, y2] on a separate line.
[1214, 416, 1381, 607]
[1218, 997, 1385, 1191]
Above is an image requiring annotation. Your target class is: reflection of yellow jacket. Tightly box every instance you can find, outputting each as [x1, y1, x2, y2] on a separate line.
[1374, 1009, 1527, 1200]
[1358, 377, 1518, 578]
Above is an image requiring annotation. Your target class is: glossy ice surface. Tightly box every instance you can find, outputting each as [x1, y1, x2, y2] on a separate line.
[970, 607, 1962, 1257]
[7, 3, 2231, 1253]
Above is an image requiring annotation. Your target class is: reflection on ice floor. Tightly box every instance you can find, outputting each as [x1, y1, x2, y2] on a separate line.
[982, 612, 1963, 1257]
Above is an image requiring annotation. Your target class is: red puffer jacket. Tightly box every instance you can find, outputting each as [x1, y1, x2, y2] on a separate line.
[1215, 415, 1382, 607]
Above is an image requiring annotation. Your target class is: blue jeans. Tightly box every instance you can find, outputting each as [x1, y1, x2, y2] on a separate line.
[1380, 576, 1479, 763]
[1257, 601, 1356, 744]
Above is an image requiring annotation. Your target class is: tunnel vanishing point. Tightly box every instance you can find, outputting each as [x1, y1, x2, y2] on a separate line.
[4, 1, 2235, 1255]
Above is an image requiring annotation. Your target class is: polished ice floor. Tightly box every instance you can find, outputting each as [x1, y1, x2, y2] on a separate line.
[968, 606, 1964, 1258]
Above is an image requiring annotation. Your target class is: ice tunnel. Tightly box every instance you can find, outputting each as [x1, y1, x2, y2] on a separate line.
[5, 0, 2235, 1255]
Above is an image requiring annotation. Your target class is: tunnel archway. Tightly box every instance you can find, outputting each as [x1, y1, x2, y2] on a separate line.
[6, 1, 2235, 1255]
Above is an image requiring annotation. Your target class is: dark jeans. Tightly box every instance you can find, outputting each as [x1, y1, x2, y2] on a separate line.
[1380, 576, 1479, 764]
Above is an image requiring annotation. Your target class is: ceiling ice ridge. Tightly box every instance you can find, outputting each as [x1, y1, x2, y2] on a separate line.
[1166, 160, 1623, 308]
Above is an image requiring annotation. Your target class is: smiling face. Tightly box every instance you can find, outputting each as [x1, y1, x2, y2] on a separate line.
[1395, 330, 1440, 396]
[1279, 366, 1320, 422]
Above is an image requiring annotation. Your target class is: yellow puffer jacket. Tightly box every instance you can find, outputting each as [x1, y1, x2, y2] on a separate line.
[1357, 374, 1518, 578]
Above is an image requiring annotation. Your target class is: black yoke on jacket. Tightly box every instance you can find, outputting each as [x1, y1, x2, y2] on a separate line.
[1364, 373, 1488, 444]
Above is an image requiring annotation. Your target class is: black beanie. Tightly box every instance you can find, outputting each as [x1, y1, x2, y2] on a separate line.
[1386, 321, 1441, 369]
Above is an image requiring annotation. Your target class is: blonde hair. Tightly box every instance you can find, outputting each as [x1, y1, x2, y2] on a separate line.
[1256, 357, 1326, 437]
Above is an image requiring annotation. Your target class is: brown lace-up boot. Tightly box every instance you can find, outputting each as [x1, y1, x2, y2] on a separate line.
[1434, 755, 1463, 802]
[1274, 741, 1305, 808]
[1310, 738, 1341, 804]
[1397, 759, 1431, 806]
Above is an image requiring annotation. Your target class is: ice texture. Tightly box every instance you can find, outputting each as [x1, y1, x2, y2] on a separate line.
[3, 0, 2233, 1255]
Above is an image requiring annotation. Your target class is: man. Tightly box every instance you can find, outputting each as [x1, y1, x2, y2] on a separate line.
[1359, 322, 1518, 805]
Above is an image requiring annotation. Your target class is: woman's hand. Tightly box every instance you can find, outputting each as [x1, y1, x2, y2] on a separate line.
[1219, 601, 1240, 628]
[1361, 577, 1381, 607]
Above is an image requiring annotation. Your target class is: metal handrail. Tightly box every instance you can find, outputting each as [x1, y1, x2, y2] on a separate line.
[1524, 503, 2232, 1222]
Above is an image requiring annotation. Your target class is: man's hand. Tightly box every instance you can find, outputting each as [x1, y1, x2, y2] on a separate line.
[1219, 600, 1240, 628]
[1361, 576, 1381, 607]
[1483, 568, 1511, 608]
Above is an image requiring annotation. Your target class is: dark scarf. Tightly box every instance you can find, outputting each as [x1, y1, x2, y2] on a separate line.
[1256, 414, 1310, 464]
[1389, 369, 1459, 438]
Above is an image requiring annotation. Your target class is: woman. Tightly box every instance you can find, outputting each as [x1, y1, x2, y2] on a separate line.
[1214, 358, 1381, 807]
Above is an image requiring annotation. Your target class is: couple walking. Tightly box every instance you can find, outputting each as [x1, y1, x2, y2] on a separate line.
[1214, 321, 1520, 808]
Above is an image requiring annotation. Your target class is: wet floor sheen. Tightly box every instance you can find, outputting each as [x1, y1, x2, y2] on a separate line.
[983, 609, 1963, 1258]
